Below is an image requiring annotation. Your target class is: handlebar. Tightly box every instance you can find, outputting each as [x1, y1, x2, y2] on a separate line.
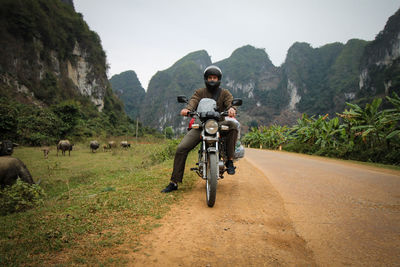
[187, 111, 197, 117]
[186, 110, 230, 117]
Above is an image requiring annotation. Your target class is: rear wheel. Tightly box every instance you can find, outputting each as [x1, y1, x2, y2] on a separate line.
[206, 153, 218, 207]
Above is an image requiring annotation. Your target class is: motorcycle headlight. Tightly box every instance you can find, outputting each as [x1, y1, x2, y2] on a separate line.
[205, 119, 218, 135]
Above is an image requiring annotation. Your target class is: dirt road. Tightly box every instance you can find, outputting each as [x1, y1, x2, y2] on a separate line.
[245, 149, 400, 266]
[130, 150, 400, 266]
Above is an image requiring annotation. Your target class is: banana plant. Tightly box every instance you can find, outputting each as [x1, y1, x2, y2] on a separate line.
[242, 127, 264, 148]
[315, 116, 341, 149]
[342, 98, 387, 148]
[384, 93, 400, 141]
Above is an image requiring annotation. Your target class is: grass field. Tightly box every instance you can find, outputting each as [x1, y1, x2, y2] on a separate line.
[0, 138, 198, 266]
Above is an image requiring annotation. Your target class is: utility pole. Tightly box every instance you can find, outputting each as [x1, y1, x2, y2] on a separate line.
[136, 117, 138, 140]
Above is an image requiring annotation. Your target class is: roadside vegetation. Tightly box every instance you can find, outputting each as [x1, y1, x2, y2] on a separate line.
[242, 94, 400, 165]
[0, 97, 161, 146]
[0, 138, 197, 266]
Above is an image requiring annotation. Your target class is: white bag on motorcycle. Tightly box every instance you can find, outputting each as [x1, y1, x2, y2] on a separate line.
[234, 140, 245, 159]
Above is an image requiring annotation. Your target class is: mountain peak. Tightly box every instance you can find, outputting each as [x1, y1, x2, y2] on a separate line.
[170, 50, 212, 71]
[110, 70, 145, 119]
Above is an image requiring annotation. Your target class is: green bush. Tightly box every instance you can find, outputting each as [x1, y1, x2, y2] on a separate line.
[244, 95, 400, 165]
[0, 179, 46, 215]
[150, 139, 180, 164]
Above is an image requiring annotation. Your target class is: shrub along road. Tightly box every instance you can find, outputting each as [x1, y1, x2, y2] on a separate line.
[128, 149, 400, 266]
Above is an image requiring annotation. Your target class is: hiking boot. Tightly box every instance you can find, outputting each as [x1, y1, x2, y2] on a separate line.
[161, 182, 178, 193]
[226, 160, 236, 175]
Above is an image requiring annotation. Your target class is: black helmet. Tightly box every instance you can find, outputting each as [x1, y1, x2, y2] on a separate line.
[204, 65, 222, 91]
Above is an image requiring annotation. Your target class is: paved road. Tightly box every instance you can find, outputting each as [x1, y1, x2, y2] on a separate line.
[245, 148, 400, 266]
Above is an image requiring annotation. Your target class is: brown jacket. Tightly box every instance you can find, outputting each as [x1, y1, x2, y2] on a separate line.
[186, 87, 236, 112]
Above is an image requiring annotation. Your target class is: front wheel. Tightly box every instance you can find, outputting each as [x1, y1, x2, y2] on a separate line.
[206, 153, 218, 207]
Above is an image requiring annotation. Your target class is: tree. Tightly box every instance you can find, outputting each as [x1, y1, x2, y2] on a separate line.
[51, 101, 81, 139]
[165, 126, 174, 139]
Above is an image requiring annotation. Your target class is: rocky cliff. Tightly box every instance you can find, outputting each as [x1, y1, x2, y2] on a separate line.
[282, 39, 368, 116]
[0, 0, 117, 112]
[358, 8, 400, 104]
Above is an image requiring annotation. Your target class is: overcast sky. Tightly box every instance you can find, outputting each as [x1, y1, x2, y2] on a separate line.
[74, 0, 400, 89]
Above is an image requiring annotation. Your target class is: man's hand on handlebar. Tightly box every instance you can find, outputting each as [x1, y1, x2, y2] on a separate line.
[180, 108, 190, 116]
[228, 107, 236, 117]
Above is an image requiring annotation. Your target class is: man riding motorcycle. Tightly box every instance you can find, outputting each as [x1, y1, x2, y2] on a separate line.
[161, 65, 239, 193]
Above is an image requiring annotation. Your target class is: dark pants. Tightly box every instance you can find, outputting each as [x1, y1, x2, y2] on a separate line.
[171, 121, 238, 183]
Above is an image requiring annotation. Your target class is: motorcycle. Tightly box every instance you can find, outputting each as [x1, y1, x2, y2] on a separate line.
[177, 95, 242, 207]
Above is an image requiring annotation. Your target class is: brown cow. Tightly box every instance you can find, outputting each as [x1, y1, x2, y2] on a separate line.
[41, 147, 50, 159]
[102, 144, 109, 152]
[108, 141, 117, 150]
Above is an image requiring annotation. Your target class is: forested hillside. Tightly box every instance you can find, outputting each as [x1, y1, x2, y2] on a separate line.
[0, 0, 136, 144]
[140, 50, 211, 132]
[110, 71, 145, 120]
[283, 39, 369, 115]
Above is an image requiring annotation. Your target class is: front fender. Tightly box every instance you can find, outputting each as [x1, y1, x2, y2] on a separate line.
[207, 147, 217, 153]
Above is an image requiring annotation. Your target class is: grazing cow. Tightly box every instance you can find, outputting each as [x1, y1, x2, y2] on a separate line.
[90, 140, 100, 153]
[0, 140, 18, 156]
[57, 140, 73, 156]
[0, 157, 35, 187]
[102, 144, 109, 152]
[41, 147, 50, 159]
[108, 141, 117, 150]
[120, 141, 131, 148]
[0, 142, 34, 187]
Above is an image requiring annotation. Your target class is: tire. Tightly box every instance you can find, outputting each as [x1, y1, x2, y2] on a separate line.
[206, 152, 218, 207]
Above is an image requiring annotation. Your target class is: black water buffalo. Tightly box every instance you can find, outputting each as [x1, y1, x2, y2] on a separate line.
[120, 141, 131, 148]
[0, 140, 18, 156]
[90, 140, 100, 153]
[57, 140, 73, 156]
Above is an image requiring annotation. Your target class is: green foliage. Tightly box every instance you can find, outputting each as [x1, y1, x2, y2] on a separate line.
[165, 126, 174, 139]
[242, 125, 290, 149]
[0, 179, 45, 215]
[0, 98, 19, 140]
[150, 139, 180, 164]
[0, 97, 155, 146]
[51, 100, 81, 138]
[243, 95, 400, 165]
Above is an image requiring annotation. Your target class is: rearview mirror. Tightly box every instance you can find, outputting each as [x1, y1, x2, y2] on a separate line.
[232, 98, 242, 106]
[177, 95, 188, 103]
